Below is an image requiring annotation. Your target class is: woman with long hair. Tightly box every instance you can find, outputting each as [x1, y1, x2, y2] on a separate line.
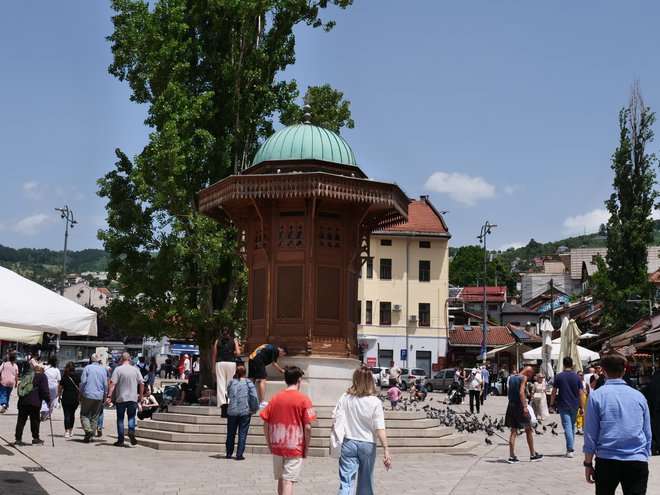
[58, 362, 80, 438]
[225, 364, 258, 460]
[211, 326, 240, 408]
[42, 355, 61, 421]
[334, 366, 392, 495]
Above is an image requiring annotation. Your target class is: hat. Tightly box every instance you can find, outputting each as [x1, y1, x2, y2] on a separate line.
[33, 362, 45, 371]
[90, 353, 101, 363]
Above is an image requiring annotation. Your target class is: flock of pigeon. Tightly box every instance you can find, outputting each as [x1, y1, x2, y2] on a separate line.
[380, 396, 561, 446]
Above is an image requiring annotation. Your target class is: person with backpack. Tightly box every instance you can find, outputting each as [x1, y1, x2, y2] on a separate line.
[14, 361, 50, 446]
[0, 351, 19, 413]
[225, 364, 258, 460]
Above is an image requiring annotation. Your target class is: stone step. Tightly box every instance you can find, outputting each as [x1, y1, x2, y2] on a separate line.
[151, 412, 439, 429]
[136, 437, 477, 455]
[165, 405, 427, 421]
[137, 420, 455, 439]
[135, 428, 466, 448]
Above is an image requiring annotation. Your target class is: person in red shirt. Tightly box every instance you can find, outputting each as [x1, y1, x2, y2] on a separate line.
[260, 366, 316, 495]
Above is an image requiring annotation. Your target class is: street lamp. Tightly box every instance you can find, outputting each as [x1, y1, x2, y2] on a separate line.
[477, 221, 497, 365]
[55, 206, 77, 356]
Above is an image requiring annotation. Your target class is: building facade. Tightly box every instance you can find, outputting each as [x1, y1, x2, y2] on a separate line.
[357, 197, 450, 376]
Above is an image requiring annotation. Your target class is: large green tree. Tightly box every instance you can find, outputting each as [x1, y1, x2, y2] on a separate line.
[449, 245, 517, 294]
[98, 0, 353, 387]
[592, 82, 657, 334]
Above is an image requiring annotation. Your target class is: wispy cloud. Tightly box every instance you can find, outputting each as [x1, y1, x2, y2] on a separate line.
[424, 171, 495, 206]
[500, 241, 526, 251]
[55, 186, 85, 202]
[12, 214, 51, 235]
[503, 184, 524, 195]
[562, 209, 609, 235]
[22, 181, 43, 201]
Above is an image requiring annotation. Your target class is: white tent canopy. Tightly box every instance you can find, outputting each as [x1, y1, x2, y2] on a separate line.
[0, 267, 98, 344]
[523, 342, 600, 363]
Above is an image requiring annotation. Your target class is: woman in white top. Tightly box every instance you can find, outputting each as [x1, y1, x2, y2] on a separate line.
[334, 367, 392, 495]
[42, 355, 61, 419]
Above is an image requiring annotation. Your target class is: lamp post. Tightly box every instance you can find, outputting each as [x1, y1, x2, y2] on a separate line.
[477, 221, 497, 365]
[55, 206, 77, 356]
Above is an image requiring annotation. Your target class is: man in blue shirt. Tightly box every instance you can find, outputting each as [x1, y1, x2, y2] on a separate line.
[583, 352, 651, 494]
[551, 356, 584, 458]
[79, 354, 109, 443]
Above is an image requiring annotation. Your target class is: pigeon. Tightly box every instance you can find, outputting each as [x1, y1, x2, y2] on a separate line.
[485, 437, 492, 445]
[542, 425, 547, 432]
[551, 429, 558, 436]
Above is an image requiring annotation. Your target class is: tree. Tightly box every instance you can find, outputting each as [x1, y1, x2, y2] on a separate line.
[449, 245, 517, 294]
[591, 82, 657, 334]
[280, 84, 354, 133]
[98, 0, 354, 388]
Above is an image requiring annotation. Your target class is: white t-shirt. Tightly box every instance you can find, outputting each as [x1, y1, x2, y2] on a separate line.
[44, 366, 61, 389]
[337, 394, 385, 444]
[467, 370, 483, 391]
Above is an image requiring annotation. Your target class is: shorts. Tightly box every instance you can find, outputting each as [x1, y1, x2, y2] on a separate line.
[272, 455, 303, 482]
[248, 359, 267, 380]
[504, 403, 532, 430]
[390, 401, 397, 408]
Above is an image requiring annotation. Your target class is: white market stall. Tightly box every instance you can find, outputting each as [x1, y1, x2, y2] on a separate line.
[522, 342, 600, 363]
[0, 266, 97, 344]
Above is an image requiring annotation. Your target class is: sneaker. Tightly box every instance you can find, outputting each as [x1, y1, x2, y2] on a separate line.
[235, 455, 245, 461]
[565, 451, 574, 458]
[258, 402, 268, 411]
[113, 441, 125, 447]
[507, 456, 520, 464]
[64, 431, 71, 439]
[32, 438, 44, 445]
[0, 405, 5, 413]
[14, 440, 27, 447]
[96, 428, 103, 437]
[128, 433, 137, 446]
[530, 452, 544, 462]
[83, 432, 93, 443]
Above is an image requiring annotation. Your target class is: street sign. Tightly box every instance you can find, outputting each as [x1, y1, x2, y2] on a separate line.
[400, 349, 407, 361]
[366, 357, 377, 365]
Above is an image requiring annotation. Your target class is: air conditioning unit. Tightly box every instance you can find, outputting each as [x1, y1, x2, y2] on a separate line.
[393, 304, 402, 312]
[409, 315, 417, 322]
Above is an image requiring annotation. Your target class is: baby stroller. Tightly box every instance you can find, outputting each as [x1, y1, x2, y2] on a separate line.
[444, 382, 465, 405]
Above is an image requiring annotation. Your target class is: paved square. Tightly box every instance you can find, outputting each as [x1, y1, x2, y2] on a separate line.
[0, 394, 657, 494]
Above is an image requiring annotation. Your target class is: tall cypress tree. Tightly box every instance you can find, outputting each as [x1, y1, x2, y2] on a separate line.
[592, 82, 657, 334]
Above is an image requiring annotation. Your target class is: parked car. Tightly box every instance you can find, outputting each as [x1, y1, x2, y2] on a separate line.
[370, 367, 383, 385]
[399, 368, 428, 391]
[425, 368, 457, 393]
[73, 359, 90, 374]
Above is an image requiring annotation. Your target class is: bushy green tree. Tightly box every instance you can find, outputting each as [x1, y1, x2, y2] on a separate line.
[280, 84, 354, 133]
[98, 0, 353, 387]
[592, 83, 657, 334]
[449, 245, 516, 294]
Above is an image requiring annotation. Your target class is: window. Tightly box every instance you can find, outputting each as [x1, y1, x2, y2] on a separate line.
[357, 300, 362, 324]
[378, 349, 393, 368]
[380, 259, 392, 280]
[419, 260, 430, 282]
[419, 241, 431, 249]
[365, 301, 373, 324]
[380, 302, 391, 325]
[366, 259, 373, 279]
[380, 239, 392, 246]
[419, 303, 430, 326]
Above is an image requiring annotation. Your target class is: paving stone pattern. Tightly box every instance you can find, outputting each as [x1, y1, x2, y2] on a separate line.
[0, 394, 657, 494]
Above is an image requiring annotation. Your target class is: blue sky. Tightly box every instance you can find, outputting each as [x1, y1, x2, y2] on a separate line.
[2, 1, 660, 252]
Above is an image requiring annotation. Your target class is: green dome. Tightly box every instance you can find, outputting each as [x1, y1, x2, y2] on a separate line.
[252, 124, 356, 166]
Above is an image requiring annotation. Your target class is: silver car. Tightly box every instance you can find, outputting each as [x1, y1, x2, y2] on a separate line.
[424, 368, 457, 393]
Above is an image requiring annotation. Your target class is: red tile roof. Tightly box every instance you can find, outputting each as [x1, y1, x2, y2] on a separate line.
[448, 325, 515, 347]
[459, 286, 507, 303]
[381, 198, 449, 236]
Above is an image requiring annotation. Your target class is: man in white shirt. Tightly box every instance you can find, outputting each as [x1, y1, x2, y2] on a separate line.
[388, 361, 402, 387]
[467, 368, 483, 414]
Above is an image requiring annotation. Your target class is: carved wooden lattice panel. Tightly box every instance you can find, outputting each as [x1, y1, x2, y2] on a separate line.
[252, 268, 266, 320]
[318, 223, 341, 249]
[277, 265, 303, 319]
[317, 266, 340, 320]
[277, 222, 304, 248]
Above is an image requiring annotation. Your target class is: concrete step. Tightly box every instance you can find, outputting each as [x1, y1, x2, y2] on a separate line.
[165, 405, 427, 421]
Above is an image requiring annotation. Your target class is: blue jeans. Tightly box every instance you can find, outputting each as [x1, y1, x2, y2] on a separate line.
[559, 408, 577, 452]
[115, 401, 137, 443]
[97, 405, 104, 428]
[0, 385, 12, 408]
[226, 414, 251, 457]
[338, 438, 377, 495]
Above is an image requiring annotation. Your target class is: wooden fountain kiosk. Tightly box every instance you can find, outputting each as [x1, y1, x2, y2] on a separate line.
[198, 109, 409, 405]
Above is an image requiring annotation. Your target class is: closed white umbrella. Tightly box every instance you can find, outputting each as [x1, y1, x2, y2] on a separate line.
[539, 319, 555, 381]
[555, 318, 583, 373]
[555, 317, 570, 373]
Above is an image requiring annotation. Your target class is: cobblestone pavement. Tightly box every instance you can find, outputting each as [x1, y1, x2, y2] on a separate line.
[0, 394, 657, 494]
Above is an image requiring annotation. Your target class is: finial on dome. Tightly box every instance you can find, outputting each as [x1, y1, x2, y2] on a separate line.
[302, 104, 312, 125]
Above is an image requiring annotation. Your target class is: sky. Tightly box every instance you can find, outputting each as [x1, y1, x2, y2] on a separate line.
[2, 1, 660, 252]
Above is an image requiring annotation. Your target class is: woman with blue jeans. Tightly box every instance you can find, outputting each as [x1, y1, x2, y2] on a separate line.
[335, 367, 392, 495]
[225, 364, 258, 460]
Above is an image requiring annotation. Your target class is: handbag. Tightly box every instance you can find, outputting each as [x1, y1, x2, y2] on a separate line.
[329, 394, 347, 459]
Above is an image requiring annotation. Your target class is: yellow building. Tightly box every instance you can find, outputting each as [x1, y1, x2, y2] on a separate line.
[357, 196, 450, 376]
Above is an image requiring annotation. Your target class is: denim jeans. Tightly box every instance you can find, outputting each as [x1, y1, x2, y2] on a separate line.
[559, 408, 577, 452]
[97, 405, 104, 428]
[0, 385, 12, 408]
[338, 438, 377, 495]
[115, 401, 137, 443]
[226, 414, 251, 457]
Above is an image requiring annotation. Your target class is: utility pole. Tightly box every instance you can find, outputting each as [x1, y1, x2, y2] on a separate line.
[55, 206, 77, 356]
[477, 221, 497, 365]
